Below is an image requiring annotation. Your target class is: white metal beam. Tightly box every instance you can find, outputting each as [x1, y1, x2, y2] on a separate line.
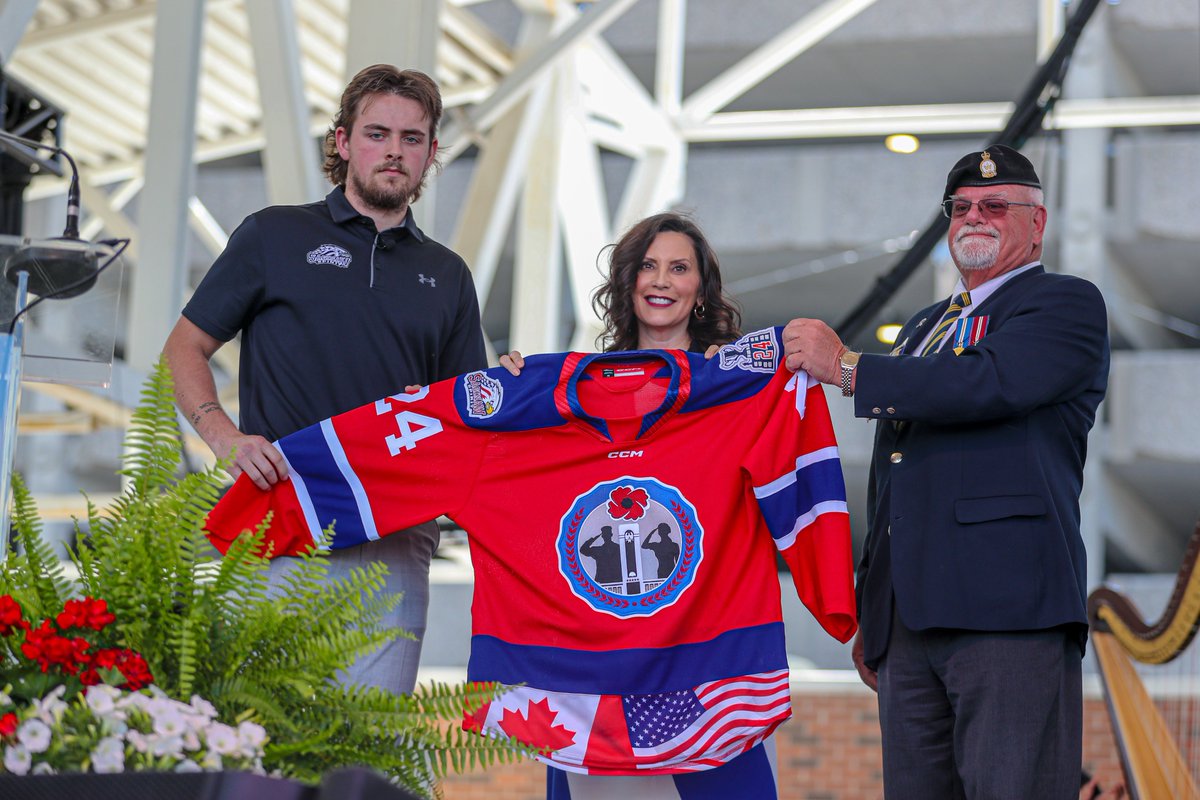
[680, 0, 878, 123]
[683, 96, 1200, 141]
[81, 176, 143, 240]
[556, 50, 610, 354]
[0, 0, 38, 63]
[655, 0, 685, 119]
[245, 0, 324, 204]
[14, 0, 238, 52]
[78, 176, 139, 257]
[345, 0, 441, 80]
[188, 196, 230, 259]
[442, 0, 640, 162]
[451, 11, 555, 308]
[510, 69, 564, 354]
[1036, 0, 1065, 63]
[126, 0, 206, 369]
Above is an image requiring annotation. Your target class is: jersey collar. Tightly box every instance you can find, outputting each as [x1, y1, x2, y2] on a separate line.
[556, 350, 693, 443]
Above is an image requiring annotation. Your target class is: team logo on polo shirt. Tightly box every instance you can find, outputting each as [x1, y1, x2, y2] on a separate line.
[718, 328, 779, 374]
[306, 244, 352, 268]
[557, 477, 702, 618]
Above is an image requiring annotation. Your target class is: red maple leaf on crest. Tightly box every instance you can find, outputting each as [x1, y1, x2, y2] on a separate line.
[498, 697, 576, 754]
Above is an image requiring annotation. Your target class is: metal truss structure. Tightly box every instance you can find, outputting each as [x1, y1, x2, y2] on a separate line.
[1, 0, 1199, 568]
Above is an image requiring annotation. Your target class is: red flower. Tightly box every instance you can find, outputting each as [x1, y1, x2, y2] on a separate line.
[607, 486, 649, 521]
[0, 712, 17, 739]
[92, 648, 153, 691]
[0, 595, 22, 636]
[113, 649, 153, 691]
[56, 597, 116, 631]
[20, 621, 91, 673]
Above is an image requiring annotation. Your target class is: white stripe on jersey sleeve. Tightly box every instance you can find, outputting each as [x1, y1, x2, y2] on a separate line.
[320, 418, 380, 541]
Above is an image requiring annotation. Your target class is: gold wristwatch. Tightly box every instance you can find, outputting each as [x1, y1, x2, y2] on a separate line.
[839, 350, 860, 397]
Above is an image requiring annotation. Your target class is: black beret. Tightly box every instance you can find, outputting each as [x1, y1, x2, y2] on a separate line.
[943, 144, 1041, 204]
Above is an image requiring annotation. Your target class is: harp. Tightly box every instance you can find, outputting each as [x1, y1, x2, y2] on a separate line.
[1088, 523, 1200, 800]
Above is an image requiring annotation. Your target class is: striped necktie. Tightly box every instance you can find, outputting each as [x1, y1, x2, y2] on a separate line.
[920, 291, 972, 356]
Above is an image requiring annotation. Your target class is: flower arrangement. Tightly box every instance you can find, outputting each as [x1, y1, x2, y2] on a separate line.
[0, 362, 523, 796]
[1, 592, 267, 777]
[1, 685, 267, 777]
[0, 594, 150, 703]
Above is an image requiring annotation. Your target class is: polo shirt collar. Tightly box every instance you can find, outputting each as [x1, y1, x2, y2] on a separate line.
[325, 185, 426, 243]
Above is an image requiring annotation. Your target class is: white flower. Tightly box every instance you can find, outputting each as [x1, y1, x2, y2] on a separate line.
[31, 761, 55, 775]
[190, 696, 217, 720]
[32, 686, 68, 725]
[145, 696, 177, 720]
[175, 758, 203, 773]
[126, 730, 150, 753]
[86, 685, 122, 717]
[0, 690, 10, 705]
[4, 744, 32, 775]
[181, 729, 201, 751]
[152, 708, 188, 738]
[237, 721, 268, 755]
[91, 736, 126, 774]
[118, 691, 151, 713]
[200, 750, 223, 771]
[149, 734, 185, 758]
[205, 722, 240, 756]
[17, 719, 52, 753]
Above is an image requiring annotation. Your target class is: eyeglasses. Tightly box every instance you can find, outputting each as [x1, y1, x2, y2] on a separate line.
[942, 198, 1038, 219]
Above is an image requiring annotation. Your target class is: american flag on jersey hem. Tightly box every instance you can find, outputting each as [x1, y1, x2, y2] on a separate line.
[622, 669, 791, 771]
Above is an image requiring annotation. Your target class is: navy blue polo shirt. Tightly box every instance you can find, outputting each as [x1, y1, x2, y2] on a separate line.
[183, 187, 487, 442]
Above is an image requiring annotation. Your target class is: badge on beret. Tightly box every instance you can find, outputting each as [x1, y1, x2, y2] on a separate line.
[979, 150, 997, 178]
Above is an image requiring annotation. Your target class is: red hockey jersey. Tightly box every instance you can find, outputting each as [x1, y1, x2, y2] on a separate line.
[206, 327, 856, 775]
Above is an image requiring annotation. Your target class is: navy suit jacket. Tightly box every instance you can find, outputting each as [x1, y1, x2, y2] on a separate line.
[852, 265, 1109, 669]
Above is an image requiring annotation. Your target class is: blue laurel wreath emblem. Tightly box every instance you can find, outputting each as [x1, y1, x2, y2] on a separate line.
[557, 477, 703, 618]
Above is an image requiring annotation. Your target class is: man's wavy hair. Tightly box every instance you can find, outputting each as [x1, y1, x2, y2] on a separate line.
[323, 65, 443, 196]
[593, 213, 742, 352]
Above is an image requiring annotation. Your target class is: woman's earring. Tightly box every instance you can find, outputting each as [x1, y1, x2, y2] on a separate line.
[693, 302, 706, 319]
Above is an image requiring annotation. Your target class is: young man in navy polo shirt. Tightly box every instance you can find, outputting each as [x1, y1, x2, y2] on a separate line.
[163, 65, 487, 694]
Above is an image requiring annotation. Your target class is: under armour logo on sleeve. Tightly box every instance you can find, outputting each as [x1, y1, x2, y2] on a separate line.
[418, 274, 436, 287]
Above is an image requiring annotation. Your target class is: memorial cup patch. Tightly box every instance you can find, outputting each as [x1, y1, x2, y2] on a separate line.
[464, 371, 503, 418]
[718, 329, 779, 373]
[558, 477, 702, 618]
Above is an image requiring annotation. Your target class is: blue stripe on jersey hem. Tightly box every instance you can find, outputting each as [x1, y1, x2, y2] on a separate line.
[279, 425, 369, 548]
[467, 622, 788, 695]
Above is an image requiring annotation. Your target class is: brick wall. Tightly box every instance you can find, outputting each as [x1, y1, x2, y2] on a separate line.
[438, 689, 1125, 800]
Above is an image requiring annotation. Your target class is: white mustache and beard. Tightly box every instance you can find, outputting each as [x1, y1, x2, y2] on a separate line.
[951, 224, 1000, 270]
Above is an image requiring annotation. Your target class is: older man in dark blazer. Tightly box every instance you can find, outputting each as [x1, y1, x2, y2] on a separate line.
[783, 145, 1109, 800]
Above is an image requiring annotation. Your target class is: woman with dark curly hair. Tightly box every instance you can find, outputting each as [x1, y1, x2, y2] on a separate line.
[503, 212, 741, 373]
[592, 212, 741, 352]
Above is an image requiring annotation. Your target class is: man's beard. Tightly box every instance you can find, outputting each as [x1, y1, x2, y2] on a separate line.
[952, 226, 1000, 270]
[350, 164, 426, 211]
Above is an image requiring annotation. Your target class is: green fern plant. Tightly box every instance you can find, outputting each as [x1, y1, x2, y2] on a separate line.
[0, 360, 528, 797]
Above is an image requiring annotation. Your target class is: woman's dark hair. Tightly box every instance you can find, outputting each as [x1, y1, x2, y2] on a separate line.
[592, 212, 742, 352]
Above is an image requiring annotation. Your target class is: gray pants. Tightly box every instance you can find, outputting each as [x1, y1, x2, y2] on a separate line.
[877, 610, 1082, 800]
[265, 520, 441, 694]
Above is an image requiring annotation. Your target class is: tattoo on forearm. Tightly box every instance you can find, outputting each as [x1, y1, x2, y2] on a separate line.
[196, 401, 222, 422]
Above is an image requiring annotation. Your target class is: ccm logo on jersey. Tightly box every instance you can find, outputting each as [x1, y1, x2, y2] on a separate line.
[607, 450, 643, 459]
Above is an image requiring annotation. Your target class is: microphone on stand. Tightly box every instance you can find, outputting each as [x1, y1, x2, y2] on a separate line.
[0, 128, 99, 299]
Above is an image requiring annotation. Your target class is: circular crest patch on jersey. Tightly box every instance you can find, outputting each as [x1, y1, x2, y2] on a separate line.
[557, 477, 702, 618]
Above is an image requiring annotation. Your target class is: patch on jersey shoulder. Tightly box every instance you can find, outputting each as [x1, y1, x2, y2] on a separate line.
[717, 328, 779, 373]
[464, 371, 504, 418]
[558, 477, 702, 618]
[306, 243, 352, 268]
